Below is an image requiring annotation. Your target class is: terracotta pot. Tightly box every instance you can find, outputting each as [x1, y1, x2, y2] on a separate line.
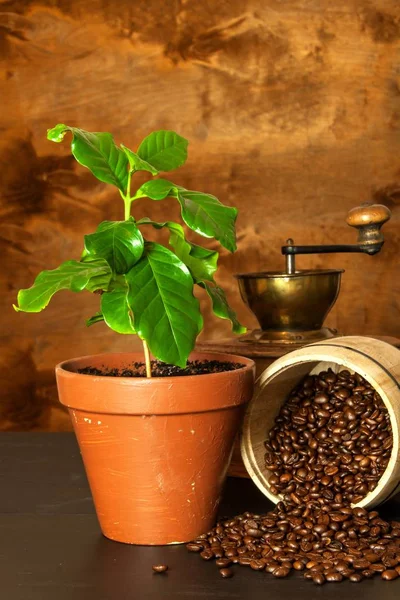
[56, 351, 255, 545]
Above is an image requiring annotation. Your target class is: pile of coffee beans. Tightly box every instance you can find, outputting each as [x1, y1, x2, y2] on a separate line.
[186, 368, 400, 584]
[265, 368, 392, 507]
[187, 504, 400, 583]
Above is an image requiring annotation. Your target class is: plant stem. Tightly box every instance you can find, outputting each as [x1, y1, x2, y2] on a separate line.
[122, 169, 135, 220]
[122, 167, 151, 376]
[124, 199, 131, 220]
[143, 340, 152, 378]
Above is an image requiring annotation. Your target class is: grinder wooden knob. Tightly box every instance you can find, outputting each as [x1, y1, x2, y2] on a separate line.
[346, 203, 391, 228]
[346, 203, 391, 253]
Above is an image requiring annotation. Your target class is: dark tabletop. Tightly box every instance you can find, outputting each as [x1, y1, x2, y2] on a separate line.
[0, 433, 399, 600]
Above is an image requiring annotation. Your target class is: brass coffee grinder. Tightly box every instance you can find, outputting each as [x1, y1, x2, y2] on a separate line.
[199, 203, 394, 372]
[197, 203, 394, 477]
[236, 203, 391, 346]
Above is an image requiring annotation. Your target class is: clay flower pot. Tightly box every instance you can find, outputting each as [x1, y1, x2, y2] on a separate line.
[56, 351, 255, 545]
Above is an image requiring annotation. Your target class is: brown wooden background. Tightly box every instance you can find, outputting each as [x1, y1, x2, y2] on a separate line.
[1, 0, 399, 431]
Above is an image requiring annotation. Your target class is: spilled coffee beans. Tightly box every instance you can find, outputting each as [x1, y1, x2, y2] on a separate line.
[186, 369, 400, 584]
[187, 499, 400, 584]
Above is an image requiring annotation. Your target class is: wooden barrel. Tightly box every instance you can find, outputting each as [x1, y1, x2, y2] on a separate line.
[241, 336, 400, 508]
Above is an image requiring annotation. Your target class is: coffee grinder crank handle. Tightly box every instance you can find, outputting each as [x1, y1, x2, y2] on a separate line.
[282, 203, 392, 274]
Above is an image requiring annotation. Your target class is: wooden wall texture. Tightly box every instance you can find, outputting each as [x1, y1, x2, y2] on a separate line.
[1, 0, 399, 430]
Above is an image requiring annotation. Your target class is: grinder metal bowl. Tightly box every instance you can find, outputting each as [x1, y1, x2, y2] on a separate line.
[235, 203, 391, 345]
[236, 269, 343, 343]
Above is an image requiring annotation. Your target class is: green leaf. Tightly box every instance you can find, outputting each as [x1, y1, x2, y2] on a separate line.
[137, 130, 188, 172]
[133, 180, 238, 253]
[133, 178, 175, 201]
[120, 144, 159, 175]
[177, 190, 238, 253]
[14, 259, 112, 313]
[86, 312, 104, 327]
[138, 219, 218, 282]
[101, 289, 136, 334]
[199, 281, 246, 334]
[166, 224, 219, 282]
[126, 242, 202, 367]
[47, 124, 129, 193]
[84, 219, 144, 274]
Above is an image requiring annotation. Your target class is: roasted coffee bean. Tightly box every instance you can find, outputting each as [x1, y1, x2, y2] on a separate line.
[219, 568, 233, 578]
[312, 573, 325, 585]
[250, 560, 265, 571]
[261, 547, 273, 558]
[215, 558, 232, 568]
[186, 543, 202, 552]
[245, 519, 258, 529]
[265, 560, 279, 573]
[325, 466, 339, 477]
[362, 569, 375, 579]
[382, 553, 398, 568]
[363, 552, 379, 564]
[304, 571, 315, 580]
[334, 560, 349, 573]
[247, 528, 263, 538]
[325, 571, 343, 582]
[341, 568, 356, 578]
[314, 524, 328, 535]
[301, 541, 313, 552]
[381, 570, 399, 581]
[152, 564, 168, 573]
[200, 549, 214, 560]
[349, 573, 363, 582]
[371, 563, 386, 573]
[273, 566, 290, 578]
[352, 559, 371, 570]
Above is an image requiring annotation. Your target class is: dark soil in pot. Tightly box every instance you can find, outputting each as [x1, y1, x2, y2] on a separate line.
[78, 359, 244, 378]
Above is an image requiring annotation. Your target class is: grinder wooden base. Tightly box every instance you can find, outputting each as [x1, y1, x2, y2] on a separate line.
[197, 334, 400, 478]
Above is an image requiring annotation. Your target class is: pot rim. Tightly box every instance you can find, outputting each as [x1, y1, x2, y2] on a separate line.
[56, 351, 255, 415]
[56, 350, 255, 381]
